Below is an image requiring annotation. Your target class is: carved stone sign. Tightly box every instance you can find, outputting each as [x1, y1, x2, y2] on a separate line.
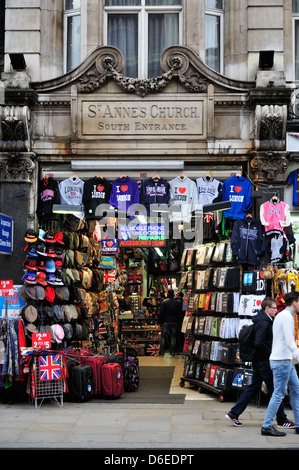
[78, 94, 207, 139]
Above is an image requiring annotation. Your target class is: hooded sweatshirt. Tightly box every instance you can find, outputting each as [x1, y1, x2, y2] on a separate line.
[109, 176, 140, 214]
[140, 177, 170, 214]
[36, 177, 60, 222]
[58, 176, 85, 218]
[169, 176, 198, 222]
[231, 216, 265, 266]
[222, 175, 252, 220]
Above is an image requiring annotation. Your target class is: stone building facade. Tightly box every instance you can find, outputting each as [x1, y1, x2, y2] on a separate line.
[0, 0, 297, 282]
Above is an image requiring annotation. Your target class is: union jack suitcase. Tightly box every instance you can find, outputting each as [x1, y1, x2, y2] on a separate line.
[101, 362, 124, 398]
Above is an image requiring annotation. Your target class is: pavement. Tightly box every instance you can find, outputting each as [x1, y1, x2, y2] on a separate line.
[1, 354, 299, 457]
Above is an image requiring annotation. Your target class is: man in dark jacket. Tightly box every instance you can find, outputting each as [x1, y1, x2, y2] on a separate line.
[225, 297, 294, 428]
[159, 289, 182, 356]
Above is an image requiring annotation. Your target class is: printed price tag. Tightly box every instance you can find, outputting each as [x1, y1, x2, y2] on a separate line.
[32, 332, 51, 350]
[0, 280, 14, 297]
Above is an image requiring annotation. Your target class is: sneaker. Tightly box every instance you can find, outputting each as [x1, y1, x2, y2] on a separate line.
[277, 420, 296, 429]
[225, 412, 243, 427]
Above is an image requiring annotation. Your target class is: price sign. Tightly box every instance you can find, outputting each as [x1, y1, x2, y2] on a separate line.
[32, 332, 51, 350]
[0, 280, 14, 297]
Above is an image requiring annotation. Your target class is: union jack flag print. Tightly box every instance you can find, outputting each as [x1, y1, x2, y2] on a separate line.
[147, 344, 160, 356]
[39, 354, 61, 381]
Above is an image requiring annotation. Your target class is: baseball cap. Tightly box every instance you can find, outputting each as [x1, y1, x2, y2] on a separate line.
[46, 273, 57, 285]
[44, 230, 56, 243]
[36, 243, 47, 256]
[45, 259, 56, 273]
[23, 257, 38, 271]
[24, 229, 38, 243]
[55, 259, 63, 271]
[37, 259, 47, 271]
[24, 245, 38, 257]
[45, 246, 57, 258]
[36, 271, 47, 286]
[55, 231, 65, 245]
[22, 272, 37, 285]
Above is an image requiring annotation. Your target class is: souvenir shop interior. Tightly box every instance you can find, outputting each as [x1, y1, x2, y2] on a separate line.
[1, 166, 299, 405]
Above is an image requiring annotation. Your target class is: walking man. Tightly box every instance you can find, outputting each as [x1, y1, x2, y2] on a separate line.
[225, 297, 294, 429]
[261, 291, 299, 436]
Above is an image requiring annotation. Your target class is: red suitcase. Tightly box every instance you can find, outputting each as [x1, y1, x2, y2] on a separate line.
[101, 362, 124, 398]
[67, 348, 91, 366]
[83, 355, 108, 395]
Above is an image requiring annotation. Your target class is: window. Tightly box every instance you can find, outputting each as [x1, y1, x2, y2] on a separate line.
[64, 0, 81, 72]
[205, 0, 223, 73]
[104, 0, 182, 78]
[293, 0, 299, 80]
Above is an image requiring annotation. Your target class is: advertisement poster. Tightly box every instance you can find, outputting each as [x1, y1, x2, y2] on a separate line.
[0, 285, 25, 318]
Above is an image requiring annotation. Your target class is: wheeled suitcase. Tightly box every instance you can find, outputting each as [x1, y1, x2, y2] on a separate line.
[108, 352, 125, 370]
[83, 355, 108, 395]
[70, 364, 94, 402]
[124, 355, 139, 392]
[101, 362, 124, 398]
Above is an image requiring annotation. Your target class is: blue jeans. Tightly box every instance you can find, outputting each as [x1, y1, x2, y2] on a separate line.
[230, 361, 287, 423]
[160, 322, 177, 355]
[263, 360, 299, 428]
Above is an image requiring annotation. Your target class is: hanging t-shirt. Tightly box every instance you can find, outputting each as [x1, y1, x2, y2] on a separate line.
[83, 176, 111, 219]
[59, 176, 85, 218]
[222, 175, 252, 220]
[36, 177, 60, 222]
[286, 169, 299, 206]
[169, 176, 198, 222]
[109, 176, 140, 215]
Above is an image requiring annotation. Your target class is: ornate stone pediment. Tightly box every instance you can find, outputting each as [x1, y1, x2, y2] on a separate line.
[32, 45, 255, 98]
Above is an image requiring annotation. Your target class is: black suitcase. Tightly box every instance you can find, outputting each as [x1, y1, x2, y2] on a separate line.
[65, 357, 76, 401]
[70, 364, 94, 402]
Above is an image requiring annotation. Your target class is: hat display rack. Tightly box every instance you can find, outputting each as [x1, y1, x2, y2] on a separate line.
[20, 224, 118, 350]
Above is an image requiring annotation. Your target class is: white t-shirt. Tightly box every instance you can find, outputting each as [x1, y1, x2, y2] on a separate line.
[270, 307, 299, 361]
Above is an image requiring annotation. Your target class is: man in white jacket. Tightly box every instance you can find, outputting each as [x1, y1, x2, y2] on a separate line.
[261, 291, 299, 437]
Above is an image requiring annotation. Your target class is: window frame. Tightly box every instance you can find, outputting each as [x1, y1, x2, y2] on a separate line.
[205, 1, 224, 74]
[103, 0, 183, 79]
[63, 1, 81, 73]
[293, 12, 299, 82]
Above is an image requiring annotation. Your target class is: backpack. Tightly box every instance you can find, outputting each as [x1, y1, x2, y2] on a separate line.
[238, 323, 255, 362]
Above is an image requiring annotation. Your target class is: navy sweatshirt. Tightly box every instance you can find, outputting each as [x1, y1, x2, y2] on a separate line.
[140, 177, 170, 214]
[231, 216, 265, 266]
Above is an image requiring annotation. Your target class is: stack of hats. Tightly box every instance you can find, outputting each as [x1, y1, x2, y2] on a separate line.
[22, 228, 65, 289]
[20, 227, 89, 346]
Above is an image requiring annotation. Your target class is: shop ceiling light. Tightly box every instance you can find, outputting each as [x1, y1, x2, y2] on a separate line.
[52, 204, 83, 216]
[71, 160, 185, 171]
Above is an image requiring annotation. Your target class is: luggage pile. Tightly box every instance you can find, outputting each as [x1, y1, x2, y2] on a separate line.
[65, 347, 139, 402]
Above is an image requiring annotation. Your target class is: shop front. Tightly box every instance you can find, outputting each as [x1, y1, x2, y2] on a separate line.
[0, 44, 295, 403]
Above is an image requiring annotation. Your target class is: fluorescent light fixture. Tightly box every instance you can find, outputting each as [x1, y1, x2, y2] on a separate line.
[203, 201, 231, 213]
[52, 204, 83, 215]
[71, 160, 184, 171]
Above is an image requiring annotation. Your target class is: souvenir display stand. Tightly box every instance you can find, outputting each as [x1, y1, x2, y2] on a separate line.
[178, 241, 248, 401]
[29, 352, 64, 409]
